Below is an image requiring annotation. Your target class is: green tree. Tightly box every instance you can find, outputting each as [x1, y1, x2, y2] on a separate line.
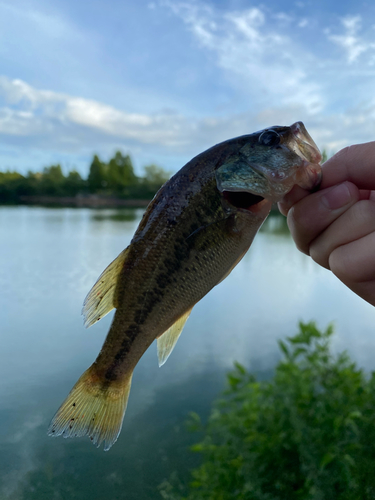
[321, 149, 329, 163]
[0, 171, 26, 202]
[142, 164, 170, 191]
[107, 151, 137, 195]
[0, 152, 170, 203]
[39, 164, 65, 195]
[166, 323, 375, 500]
[64, 170, 85, 196]
[88, 154, 106, 193]
[25, 171, 42, 196]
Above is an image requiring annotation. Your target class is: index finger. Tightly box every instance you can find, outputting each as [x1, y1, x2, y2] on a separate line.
[321, 141, 375, 190]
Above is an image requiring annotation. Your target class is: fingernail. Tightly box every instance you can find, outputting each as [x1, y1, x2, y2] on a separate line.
[322, 183, 352, 210]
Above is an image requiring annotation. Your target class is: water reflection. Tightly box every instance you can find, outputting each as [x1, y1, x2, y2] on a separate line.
[1, 370, 225, 500]
[1, 206, 375, 499]
[91, 209, 139, 223]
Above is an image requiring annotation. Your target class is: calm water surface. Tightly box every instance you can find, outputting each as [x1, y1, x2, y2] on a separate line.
[1, 206, 375, 499]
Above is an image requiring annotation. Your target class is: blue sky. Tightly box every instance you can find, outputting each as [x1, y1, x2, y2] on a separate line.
[1, 0, 375, 176]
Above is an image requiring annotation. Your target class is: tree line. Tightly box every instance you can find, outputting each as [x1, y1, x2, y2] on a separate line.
[0, 151, 171, 203]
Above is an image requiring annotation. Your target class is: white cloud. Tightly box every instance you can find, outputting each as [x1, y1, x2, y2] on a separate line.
[274, 12, 294, 24]
[1, 73, 374, 170]
[160, 2, 375, 149]
[162, 1, 323, 114]
[0, 77, 194, 148]
[255, 100, 375, 153]
[328, 15, 375, 63]
[0, 412, 46, 499]
[1, 2, 375, 173]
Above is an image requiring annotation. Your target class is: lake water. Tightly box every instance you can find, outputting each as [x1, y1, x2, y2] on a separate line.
[1, 206, 375, 499]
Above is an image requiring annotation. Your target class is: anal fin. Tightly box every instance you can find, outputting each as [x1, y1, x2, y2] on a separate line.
[82, 247, 130, 328]
[157, 308, 193, 367]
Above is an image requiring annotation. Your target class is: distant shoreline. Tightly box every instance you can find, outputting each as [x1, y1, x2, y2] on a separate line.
[1, 195, 281, 214]
[2, 195, 152, 208]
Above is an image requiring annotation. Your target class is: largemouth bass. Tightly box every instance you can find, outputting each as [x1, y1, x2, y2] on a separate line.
[48, 122, 322, 450]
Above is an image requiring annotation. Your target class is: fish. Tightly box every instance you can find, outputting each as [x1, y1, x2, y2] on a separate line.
[48, 121, 322, 450]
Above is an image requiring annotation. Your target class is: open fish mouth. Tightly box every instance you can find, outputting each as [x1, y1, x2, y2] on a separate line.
[216, 121, 323, 209]
[222, 191, 265, 210]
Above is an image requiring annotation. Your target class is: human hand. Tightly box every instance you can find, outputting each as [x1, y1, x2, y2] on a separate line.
[278, 142, 375, 306]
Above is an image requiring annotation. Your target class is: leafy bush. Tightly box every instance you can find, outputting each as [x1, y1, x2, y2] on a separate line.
[164, 322, 375, 500]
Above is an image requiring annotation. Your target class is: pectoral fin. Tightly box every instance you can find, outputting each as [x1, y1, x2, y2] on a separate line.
[157, 308, 193, 367]
[82, 247, 129, 328]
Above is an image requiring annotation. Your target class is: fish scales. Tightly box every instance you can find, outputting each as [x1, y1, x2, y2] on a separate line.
[96, 161, 264, 379]
[48, 122, 322, 450]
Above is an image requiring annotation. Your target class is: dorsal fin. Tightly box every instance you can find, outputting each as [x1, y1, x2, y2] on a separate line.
[157, 308, 193, 367]
[82, 247, 129, 328]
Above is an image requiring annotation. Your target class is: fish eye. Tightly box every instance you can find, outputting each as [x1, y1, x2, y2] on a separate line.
[258, 130, 281, 147]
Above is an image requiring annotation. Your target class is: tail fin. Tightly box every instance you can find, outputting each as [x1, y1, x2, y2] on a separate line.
[48, 366, 132, 451]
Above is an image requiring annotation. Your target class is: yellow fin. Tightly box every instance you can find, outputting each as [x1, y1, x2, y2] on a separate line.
[157, 308, 193, 367]
[48, 366, 132, 451]
[82, 247, 129, 328]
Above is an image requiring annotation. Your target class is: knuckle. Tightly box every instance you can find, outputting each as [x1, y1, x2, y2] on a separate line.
[329, 146, 350, 167]
[309, 241, 329, 269]
[355, 199, 375, 225]
[287, 207, 310, 255]
[329, 248, 353, 281]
